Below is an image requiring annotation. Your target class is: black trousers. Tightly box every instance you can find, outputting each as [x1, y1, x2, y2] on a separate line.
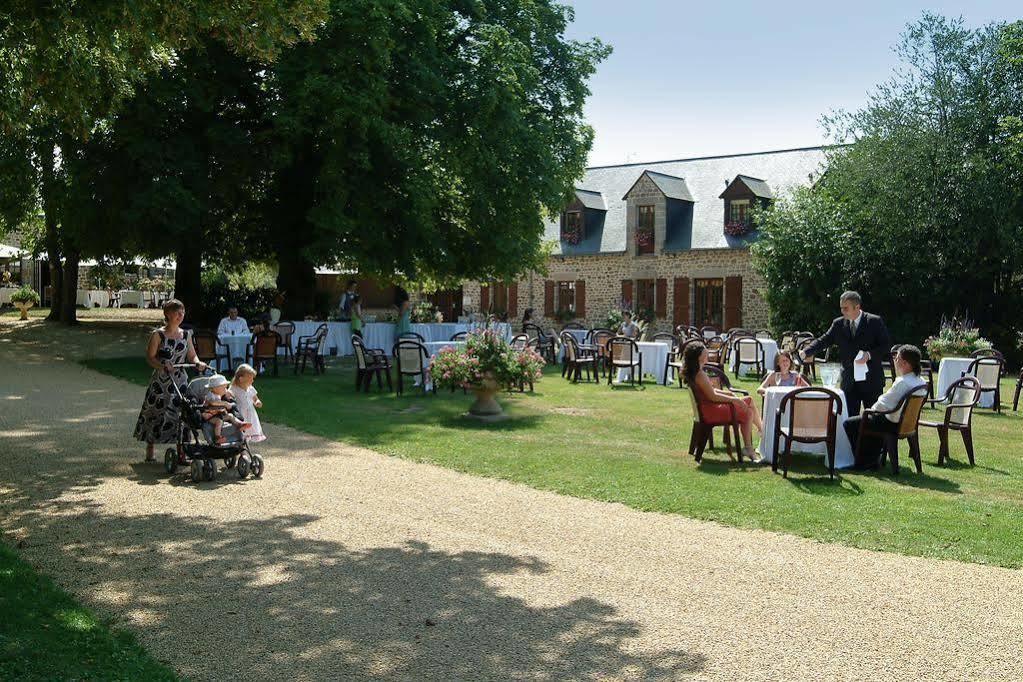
[843, 380, 883, 417]
[844, 414, 898, 468]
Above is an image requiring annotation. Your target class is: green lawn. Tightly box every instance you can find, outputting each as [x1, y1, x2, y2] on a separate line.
[0, 541, 177, 681]
[83, 356, 1023, 568]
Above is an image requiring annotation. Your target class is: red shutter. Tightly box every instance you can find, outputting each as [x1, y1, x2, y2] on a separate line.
[508, 283, 518, 319]
[544, 280, 554, 317]
[574, 280, 586, 319]
[621, 280, 633, 309]
[655, 278, 667, 319]
[724, 276, 742, 329]
[673, 277, 690, 327]
[480, 283, 490, 313]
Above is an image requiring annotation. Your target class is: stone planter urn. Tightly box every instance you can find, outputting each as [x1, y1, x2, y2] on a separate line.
[468, 373, 503, 417]
[14, 301, 33, 320]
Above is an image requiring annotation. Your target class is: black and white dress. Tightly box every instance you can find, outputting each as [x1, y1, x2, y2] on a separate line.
[134, 329, 191, 444]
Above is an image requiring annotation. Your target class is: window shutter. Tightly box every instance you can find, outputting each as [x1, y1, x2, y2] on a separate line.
[621, 279, 633, 308]
[655, 278, 667, 319]
[480, 283, 490, 313]
[673, 277, 690, 327]
[724, 276, 742, 329]
[508, 283, 518, 319]
[575, 280, 586, 318]
[544, 280, 554, 317]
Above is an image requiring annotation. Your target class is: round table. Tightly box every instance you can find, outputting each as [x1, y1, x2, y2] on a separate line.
[615, 341, 670, 385]
[759, 386, 855, 468]
[217, 333, 250, 372]
[935, 357, 995, 408]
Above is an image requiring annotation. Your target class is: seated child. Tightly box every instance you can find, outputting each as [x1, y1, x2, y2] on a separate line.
[202, 374, 251, 444]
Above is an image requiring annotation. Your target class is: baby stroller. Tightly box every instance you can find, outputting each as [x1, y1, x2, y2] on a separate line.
[162, 363, 266, 483]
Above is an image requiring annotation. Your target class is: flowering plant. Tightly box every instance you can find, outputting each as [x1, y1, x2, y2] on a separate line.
[724, 220, 753, 236]
[411, 300, 437, 323]
[561, 223, 583, 245]
[924, 315, 992, 361]
[429, 329, 545, 391]
[636, 228, 654, 249]
[10, 285, 40, 305]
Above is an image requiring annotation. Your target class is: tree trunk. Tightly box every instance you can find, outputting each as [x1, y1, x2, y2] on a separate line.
[174, 242, 204, 323]
[39, 142, 63, 321]
[277, 248, 317, 320]
[59, 251, 80, 325]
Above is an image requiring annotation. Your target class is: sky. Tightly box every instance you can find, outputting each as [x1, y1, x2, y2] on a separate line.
[561, 0, 1021, 167]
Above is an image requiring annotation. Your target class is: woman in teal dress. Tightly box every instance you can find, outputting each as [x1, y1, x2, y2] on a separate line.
[395, 287, 412, 337]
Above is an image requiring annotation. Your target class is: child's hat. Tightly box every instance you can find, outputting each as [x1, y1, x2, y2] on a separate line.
[208, 374, 229, 388]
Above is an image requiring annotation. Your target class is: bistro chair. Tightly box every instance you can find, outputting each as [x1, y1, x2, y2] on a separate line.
[701, 325, 720, 339]
[245, 330, 281, 377]
[398, 331, 426, 343]
[587, 329, 615, 378]
[392, 339, 433, 396]
[560, 331, 599, 383]
[754, 329, 773, 339]
[607, 336, 642, 386]
[192, 329, 233, 372]
[858, 385, 930, 475]
[704, 336, 726, 368]
[970, 349, 1007, 380]
[772, 387, 844, 479]
[294, 324, 328, 375]
[352, 334, 392, 393]
[272, 321, 296, 363]
[665, 338, 702, 387]
[450, 331, 468, 342]
[794, 338, 821, 380]
[524, 323, 556, 364]
[962, 357, 1004, 412]
[652, 332, 676, 345]
[687, 366, 749, 462]
[732, 336, 767, 379]
[919, 376, 980, 465]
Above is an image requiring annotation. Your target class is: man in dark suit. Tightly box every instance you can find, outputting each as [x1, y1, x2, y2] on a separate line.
[800, 291, 892, 416]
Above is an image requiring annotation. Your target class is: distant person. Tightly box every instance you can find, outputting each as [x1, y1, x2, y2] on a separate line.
[337, 279, 358, 321]
[349, 292, 364, 338]
[217, 306, 249, 336]
[800, 290, 891, 416]
[618, 311, 639, 339]
[394, 287, 412, 337]
[521, 307, 535, 330]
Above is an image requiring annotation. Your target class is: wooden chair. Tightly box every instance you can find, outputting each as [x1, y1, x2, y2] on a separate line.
[919, 376, 980, 465]
[687, 366, 749, 462]
[294, 324, 328, 375]
[962, 357, 1004, 412]
[1013, 368, 1022, 411]
[607, 336, 642, 386]
[272, 321, 295, 363]
[352, 335, 392, 392]
[450, 331, 468, 342]
[192, 329, 232, 371]
[392, 339, 432, 395]
[732, 337, 767, 379]
[858, 385, 930, 474]
[245, 330, 281, 377]
[772, 387, 844, 479]
[560, 332, 599, 383]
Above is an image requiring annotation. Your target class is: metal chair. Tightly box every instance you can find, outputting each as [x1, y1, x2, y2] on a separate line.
[919, 376, 980, 465]
[449, 331, 468, 342]
[858, 385, 930, 474]
[352, 335, 392, 392]
[398, 331, 426, 343]
[392, 339, 432, 395]
[524, 323, 556, 364]
[772, 387, 844, 479]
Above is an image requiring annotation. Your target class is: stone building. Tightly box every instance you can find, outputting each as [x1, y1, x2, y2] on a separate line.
[460, 146, 828, 332]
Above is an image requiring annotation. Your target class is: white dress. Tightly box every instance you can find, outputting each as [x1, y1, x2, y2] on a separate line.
[232, 384, 266, 443]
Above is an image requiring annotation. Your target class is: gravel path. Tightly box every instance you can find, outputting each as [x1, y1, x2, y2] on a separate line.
[1, 322, 1021, 680]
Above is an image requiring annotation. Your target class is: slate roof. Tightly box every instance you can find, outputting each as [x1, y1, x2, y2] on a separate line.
[546, 146, 830, 252]
[622, 170, 695, 202]
[727, 174, 774, 199]
[574, 188, 608, 210]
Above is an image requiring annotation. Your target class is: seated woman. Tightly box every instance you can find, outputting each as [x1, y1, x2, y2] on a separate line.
[757, 350, 809, 395]
[683, 342, 764, 461]
[618, 310, 639, 339]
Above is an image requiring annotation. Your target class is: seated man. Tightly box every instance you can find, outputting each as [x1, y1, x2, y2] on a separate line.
[843, 344, 926, 470]
[217, 306, 249, 336]
[618, 310, 639, 339]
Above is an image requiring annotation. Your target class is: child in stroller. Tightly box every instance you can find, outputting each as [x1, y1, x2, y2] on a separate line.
[201, 374, 252, 444]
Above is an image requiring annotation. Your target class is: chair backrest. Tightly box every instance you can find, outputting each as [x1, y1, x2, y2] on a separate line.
[450, 331, 468, 341]
[945, 376, 981, 427]
[559, 332, 578, 362]
[252, 331, 280, 358]
[393, 339, 427, 374]
[510, 333, 528, 350]
[701, 326, 720, 339]
[586, 327, 613, 344]
[896, 386, 930, 436]
[970, 348, 1004, 361]
[352, 335, 370, 369]
[703, 364, 732, 390]
[728, 328, 752, 338]
[589, 330, 614, 356]
[966, 357, 1003, 390]
[192, 330, 218, 360]
[273, 321, 295, 341]
[735, 337, 763, 363]
[779, 331, 796, 352]
[607, 336, 638, 365]
[779, 387, 842, 439]
[754, 329, 773, 339]
[399, 331, 426, 343]
[652, 332, 677, 346]
[705, 335, 725, 350]
[523, 323, 545, 340]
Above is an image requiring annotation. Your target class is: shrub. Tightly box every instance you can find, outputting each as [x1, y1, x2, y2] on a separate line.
[10, 286, 40, 305]
[429, 329, 544, 391]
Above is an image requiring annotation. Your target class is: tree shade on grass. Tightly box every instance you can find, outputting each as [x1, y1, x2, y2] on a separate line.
[83, 357, 1023, 569]
[0, 542, 177, 680]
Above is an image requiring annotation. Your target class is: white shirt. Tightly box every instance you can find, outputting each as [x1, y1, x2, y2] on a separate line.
[218, 316, 249, 336]
[871, 373, 926, 423]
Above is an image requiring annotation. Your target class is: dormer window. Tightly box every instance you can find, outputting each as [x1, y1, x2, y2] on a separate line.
[636, 205, 655, 255]
[720, 175, 772, 237]
[562, 210, 583, 244]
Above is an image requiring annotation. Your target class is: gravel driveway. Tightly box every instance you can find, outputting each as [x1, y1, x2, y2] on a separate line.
[1, 319, 1020, 680]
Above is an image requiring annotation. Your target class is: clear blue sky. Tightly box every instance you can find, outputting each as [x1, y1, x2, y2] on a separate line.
[561, 0, 1021, 166]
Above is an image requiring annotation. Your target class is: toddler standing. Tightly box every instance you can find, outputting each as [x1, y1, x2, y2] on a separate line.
[230, 364, 266, 443]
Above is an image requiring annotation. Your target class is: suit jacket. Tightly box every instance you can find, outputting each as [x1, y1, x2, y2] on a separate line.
[804, 312, 891, 393]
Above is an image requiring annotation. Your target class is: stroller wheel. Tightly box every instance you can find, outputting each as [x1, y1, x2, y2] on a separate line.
[237, 454, 251, 479]
[250, 454, 265, 478]
[164, 448, 178, 475]
[190, 459, 203, 483]
[202, 459, 217, 481]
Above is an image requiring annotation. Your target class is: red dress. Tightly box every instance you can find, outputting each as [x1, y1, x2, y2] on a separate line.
[698, 395, 753, 425]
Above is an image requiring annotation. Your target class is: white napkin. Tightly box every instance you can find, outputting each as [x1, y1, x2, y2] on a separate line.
[854, 350, 869, 382]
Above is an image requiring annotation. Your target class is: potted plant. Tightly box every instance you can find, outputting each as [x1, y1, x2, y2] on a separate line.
[10, 286, 40, 320]
[924, 315, 992, 363]
[429, 329, 545, 417]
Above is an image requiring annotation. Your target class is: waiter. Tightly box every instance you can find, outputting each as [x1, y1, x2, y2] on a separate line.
[800, 291, 891, 416]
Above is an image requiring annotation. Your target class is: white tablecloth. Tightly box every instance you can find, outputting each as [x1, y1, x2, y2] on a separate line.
[936, 357, 995, 408]
[285, 321, 510, 357]
[731, 339, 779, 376]
[615, 341, 670, 385]
[217, 333, 250, 372]
[75, 289, 91, 307]
[760, 386, 854, 469]
[119, 290, 144, 308]
[0, 287, 21, 306]
[88, 290, 112, 308]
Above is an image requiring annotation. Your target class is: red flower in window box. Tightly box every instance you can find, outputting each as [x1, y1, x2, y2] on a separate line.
[561, 224, 583, 245]
[724, 220, 753, 236]
[635, 228, 654, 248]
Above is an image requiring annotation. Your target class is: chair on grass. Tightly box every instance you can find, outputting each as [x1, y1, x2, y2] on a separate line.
[509, 334, 533, 392]
[560, 332, 599, 383]
[919, 376, 980, 465]
[245, 330, 281, 377]
[962, 357, 1004, 412]
[272, 322, 295, 363]
[352, 335, 391, 392]
[587, 329, 615, 378]
[772, 387, 844, 479]
[192, 329, 232, 372]
[524, 323, 556, 364]
[704, 336, 726, 369]
[607, 336, 642, 386]
[732, 337, 767, 379]
[294, 324, 328, 375]
[665, 338, 703, 387]
[857, 385, 929, 475]
[701, 325, 720, 339]
[393, 339, 433, 396]
[687, 366, 749, 462]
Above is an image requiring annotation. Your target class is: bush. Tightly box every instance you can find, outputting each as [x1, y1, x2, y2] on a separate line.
[429, 330, 545, 391]
[198, 282, 277, 324]
[10, 286, 39, 305]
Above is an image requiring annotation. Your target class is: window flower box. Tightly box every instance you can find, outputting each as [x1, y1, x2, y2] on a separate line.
[724, 220, 753, 237]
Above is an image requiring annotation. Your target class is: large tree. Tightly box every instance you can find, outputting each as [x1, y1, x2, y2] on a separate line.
[753, 14, 1023, 363]
[0, 1, 326, 323]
